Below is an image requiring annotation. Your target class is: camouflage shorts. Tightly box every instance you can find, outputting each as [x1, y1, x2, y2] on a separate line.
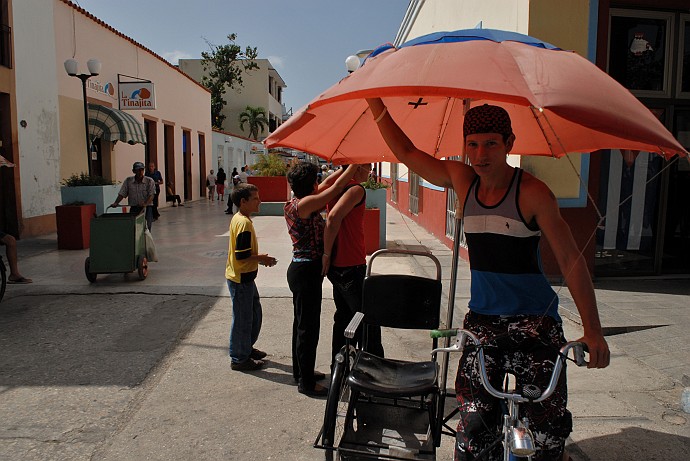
[454, 311, 572, 461]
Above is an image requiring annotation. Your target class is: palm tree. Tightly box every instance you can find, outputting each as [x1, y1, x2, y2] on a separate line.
[238, 106, 269, 140]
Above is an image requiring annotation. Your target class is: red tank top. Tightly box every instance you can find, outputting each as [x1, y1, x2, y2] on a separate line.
[328, 182, 366, 267]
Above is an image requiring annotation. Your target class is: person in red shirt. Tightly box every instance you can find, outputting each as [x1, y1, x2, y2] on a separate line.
[322, 164, 383, 367]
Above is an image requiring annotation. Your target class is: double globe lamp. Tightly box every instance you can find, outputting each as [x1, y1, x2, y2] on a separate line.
[64, 58, 101, 177]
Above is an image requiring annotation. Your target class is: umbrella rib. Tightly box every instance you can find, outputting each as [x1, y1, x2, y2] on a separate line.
[330, 105, 372, 164]
[434, 98, 455, 158]
[529, 106, 558, 158]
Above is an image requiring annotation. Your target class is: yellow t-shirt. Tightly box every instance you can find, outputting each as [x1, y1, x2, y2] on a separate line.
[225, 213, 259, 283]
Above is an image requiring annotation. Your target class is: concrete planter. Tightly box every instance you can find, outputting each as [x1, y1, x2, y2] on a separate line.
[60, 185, 121, 216]
[55, 204, 97, 250]
[247, 176, 290, 202]
[365, 188, 387, 250]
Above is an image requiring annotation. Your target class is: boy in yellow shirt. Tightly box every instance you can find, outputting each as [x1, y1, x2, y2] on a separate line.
[226, 183, 277, 371]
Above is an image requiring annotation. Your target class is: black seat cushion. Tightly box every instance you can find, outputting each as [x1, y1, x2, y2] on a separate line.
[347, 351, 438, 397]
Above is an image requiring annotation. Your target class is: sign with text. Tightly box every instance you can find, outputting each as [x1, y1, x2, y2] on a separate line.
[119, 82, 156, 110]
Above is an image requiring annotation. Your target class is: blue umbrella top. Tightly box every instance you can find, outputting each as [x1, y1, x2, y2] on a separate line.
[366, 28, 561, 62]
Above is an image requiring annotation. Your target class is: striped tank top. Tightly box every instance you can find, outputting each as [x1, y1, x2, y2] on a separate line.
[462, 168, 560, 320]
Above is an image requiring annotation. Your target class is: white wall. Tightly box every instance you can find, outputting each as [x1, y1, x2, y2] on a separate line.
[212, 131, 256, 176]
[399, 0, 530, 44]
[13, 0, 62, 218]
[54, 1, 212, 201]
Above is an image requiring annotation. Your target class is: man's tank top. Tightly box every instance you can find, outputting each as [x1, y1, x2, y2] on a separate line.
[462, 168, 560, 320]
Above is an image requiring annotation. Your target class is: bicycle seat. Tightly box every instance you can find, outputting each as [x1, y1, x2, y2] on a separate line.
[348, 351, 439, 397]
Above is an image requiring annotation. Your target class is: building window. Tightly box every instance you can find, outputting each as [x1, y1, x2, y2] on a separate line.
[678, 14, 690, 98]
[0, 0, 11, 69]
[608, 9, 674, 97]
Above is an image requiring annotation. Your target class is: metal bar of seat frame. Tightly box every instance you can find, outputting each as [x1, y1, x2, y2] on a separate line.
[437, 219, 463, 438]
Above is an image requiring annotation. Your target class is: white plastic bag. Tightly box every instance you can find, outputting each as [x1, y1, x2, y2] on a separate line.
[144, 227, 158, 262]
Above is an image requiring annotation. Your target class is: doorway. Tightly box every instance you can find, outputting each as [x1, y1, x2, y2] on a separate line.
[596, 8, 690, 275]
[182, 129, 192, 201]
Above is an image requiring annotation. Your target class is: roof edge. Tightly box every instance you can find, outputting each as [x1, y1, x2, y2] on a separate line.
[60, 0, 210, 94]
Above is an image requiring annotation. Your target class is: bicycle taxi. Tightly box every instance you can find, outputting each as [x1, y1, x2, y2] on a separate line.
[316, 249, 587, 461]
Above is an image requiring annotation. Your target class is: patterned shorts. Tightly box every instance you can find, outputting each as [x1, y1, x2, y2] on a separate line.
[454, 311, 572, 461]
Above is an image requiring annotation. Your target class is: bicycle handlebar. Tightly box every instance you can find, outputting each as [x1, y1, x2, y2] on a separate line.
[431, 328, 588, 403]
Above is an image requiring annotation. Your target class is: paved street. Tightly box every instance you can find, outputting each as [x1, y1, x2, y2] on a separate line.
[1, 199, 688, 460]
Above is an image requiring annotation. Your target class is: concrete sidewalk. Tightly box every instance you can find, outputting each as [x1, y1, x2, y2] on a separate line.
[2, 199, 688, 460]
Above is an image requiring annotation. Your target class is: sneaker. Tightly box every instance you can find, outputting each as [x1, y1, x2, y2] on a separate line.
[231, 358, 265, 371]
[179, 203, 184, 206]
[250, 348, 267, 360]
[172, 204, 177, 207]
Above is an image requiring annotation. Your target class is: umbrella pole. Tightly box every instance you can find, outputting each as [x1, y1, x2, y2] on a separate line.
[438, 218, 462, 425]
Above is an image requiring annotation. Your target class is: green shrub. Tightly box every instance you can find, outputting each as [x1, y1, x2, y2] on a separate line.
[61, 173, 116, 187]
[361, 177, 389, 190]
[251, 153, 288, 176]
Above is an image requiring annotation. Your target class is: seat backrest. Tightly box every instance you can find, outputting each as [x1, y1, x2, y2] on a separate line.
[362, 274, 441, 330]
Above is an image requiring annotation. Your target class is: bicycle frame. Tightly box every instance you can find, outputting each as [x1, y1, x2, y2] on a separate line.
[431, 329, 587, 461]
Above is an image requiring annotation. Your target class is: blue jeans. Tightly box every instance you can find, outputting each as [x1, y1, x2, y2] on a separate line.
[227, 279, 263, 363]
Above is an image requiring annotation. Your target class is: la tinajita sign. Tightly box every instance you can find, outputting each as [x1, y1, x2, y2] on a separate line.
[119, 81, 156, 110]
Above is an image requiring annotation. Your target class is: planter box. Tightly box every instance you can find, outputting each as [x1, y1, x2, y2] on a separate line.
[365, 188, 387, 250]
[247, 176, 290, 202]
[363, 208, 380, 255]
[60, 184, 121, 216]
[55, 204, 97, 250]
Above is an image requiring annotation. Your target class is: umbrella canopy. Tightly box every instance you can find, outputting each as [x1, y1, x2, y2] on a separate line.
[88, 103, 147, 145]
[0, 154, 14, 167]
[266, 29, 687, 163]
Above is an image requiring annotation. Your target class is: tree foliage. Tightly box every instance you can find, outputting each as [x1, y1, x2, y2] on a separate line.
[238, 105, 269, 140]
[201, 33, 259, 130]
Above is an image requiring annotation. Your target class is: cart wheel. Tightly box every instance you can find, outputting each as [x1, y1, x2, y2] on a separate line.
[85, 257, 97, 283]
[137, 256, 148, 280]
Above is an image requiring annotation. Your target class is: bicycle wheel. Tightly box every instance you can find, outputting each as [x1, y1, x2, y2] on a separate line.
[0, 256, 6, 303]
[322, 347, 354, 448]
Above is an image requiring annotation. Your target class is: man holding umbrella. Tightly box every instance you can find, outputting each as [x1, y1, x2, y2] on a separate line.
[367, 98, 609, 461]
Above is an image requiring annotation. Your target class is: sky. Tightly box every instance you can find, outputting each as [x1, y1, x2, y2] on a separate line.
[74, 0, 409, 114]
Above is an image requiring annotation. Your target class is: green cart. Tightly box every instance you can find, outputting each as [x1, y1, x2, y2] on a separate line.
[84, 209, 149, 282]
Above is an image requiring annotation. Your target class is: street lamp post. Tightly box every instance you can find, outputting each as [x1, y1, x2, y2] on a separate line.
[64, 58, 101, 177]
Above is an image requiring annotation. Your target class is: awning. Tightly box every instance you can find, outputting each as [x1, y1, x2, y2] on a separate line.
[88, 103, 147, 145]
[0, 154, 14, 167]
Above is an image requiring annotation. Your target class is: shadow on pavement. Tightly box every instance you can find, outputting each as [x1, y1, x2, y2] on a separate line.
[593, 278, 690, 296]
[573, 426, 690, 461]
[0, 293, 214, 387]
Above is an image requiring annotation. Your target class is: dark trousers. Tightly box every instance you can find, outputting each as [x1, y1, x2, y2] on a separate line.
[152, 193, 160, 218]
[130, 206, 153, 231]
[287, 259, 323, 388]
[327, 264, 383, 367]
[166, 194, 182, 205]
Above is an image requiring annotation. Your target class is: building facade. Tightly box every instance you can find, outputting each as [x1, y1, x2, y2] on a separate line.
[388, 0, 690, 277]
[179, 58, 286, 140]
[3, 0, 212, 238]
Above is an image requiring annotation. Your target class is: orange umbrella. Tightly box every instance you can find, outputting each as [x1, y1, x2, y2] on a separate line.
[266, 29, 687, 163]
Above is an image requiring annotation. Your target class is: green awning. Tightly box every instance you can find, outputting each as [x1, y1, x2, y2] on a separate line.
[88, 103, 146, 145]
